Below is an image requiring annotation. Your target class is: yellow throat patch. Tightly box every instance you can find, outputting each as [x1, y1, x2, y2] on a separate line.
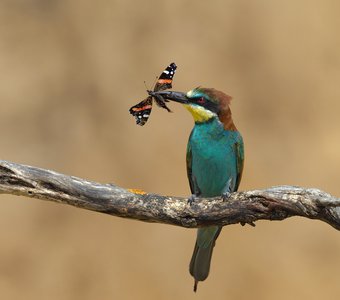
[184, 104, 216, 123]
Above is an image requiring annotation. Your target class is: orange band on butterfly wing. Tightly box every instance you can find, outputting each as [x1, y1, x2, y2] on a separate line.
[132, 105, 152, 112]
[157, 79, 172, 84]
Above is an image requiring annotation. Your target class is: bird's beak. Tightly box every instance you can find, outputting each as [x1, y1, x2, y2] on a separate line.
[148, 91, 189, 104]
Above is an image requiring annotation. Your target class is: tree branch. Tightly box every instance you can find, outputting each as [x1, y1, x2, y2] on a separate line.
[1, 159, 340, 230]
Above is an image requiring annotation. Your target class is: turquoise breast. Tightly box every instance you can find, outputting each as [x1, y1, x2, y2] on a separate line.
[188, 118, 242, 197]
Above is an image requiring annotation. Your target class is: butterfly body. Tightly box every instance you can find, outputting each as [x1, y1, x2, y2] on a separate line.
[129, 63, 177, 125]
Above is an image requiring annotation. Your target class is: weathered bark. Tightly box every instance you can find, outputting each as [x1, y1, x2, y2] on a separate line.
[1, 160, 340, 229]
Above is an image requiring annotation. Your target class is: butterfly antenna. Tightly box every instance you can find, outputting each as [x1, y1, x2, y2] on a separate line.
[143, 80, 149, 91]
[152, 76, 158, 89]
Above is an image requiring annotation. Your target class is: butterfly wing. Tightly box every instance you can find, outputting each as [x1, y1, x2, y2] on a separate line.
[153, 62, 177, 111]
[154, 62, 177, 92]
[129, 96, 153, 126]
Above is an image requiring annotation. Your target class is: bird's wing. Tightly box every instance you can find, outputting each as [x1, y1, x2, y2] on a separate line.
[186, 132, 202, 196]
[186, 138, 195, 195]
[234, 136, 244, 191]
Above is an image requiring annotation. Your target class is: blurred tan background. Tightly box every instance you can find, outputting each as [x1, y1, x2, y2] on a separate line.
[1, 1, 340, 299]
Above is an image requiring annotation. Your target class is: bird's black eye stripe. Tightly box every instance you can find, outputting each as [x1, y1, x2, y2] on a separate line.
[192, 96, 219, 113]
[206, 102, 219, 113]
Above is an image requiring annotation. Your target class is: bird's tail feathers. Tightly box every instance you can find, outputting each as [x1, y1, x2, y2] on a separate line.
[189, 226, 222, 292]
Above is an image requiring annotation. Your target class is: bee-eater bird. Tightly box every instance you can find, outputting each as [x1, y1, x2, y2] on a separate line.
[150, 87, 244, 292]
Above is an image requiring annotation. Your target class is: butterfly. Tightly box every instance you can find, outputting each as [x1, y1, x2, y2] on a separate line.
[129, 62, 177, 126]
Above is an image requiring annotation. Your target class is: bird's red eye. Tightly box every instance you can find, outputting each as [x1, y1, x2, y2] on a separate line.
[197, 97, 205, 104]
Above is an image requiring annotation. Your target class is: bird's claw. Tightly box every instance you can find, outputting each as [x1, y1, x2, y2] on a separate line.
[221, 192, 232, 202]
[240, 221, 256, 227]
[188, 194, 198, 205]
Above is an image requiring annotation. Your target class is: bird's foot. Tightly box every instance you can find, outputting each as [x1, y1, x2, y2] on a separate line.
[240, 221, 256, 227]
[188, 194, 198, 205]
[221, 192, 232, 202]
